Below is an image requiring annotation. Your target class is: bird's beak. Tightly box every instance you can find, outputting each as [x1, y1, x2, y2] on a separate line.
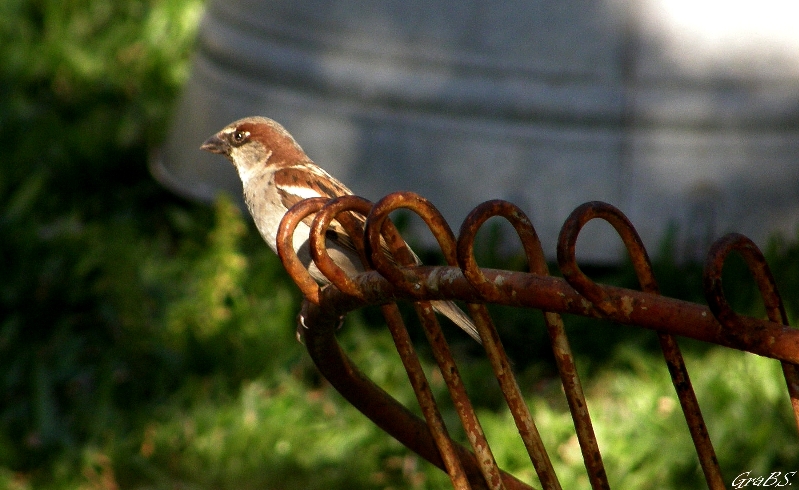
[200, 134, 229, 155]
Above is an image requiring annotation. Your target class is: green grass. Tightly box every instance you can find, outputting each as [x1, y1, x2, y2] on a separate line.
[2, 0, 799, 488]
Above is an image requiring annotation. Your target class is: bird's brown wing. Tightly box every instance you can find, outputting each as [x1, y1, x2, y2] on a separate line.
[273, 164, 407, 266]
[274, 163, 359, 243]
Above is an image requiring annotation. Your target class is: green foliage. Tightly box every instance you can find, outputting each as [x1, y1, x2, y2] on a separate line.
[2, 0, 799, 488]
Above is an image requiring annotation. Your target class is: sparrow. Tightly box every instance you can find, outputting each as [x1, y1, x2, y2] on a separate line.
[200, 116, 481, 343]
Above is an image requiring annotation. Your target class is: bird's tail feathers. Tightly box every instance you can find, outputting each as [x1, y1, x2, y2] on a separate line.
[431, 300, 483, 344]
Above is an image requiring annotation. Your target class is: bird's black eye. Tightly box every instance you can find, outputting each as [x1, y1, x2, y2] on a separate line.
[231, 130, 250, 145]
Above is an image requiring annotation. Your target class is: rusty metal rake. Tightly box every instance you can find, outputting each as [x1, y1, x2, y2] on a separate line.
[276, 192, 799, 490]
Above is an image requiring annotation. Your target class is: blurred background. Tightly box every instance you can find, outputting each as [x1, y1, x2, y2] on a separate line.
[1, 0, 799, 488]
[154, 0, 799, 263]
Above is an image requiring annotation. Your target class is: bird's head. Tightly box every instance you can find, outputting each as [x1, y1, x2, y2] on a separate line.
[200, 116, 307, 175]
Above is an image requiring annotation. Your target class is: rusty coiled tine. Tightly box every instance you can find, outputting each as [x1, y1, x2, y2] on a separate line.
[277, 197, 332, 306]
[308, 195, 374, 299]
[557, 201, 724, 490]
[366, 191, 507, 490]
[458, 200, 605, 490]
[309, 195, 476, 490]
[704, 233, 799, 432]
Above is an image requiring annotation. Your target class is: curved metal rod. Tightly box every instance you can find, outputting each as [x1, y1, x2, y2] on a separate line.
[704, 233, 799, 431]
[457, 200, 546, 301]
[458, 200, 605, 490]
[557, 201, 657, 315]
[308, 195, 374, 299]
[276, 197, 331, 305]
[366, 191, 508, 489]
[308, 195, 479, 488]
[704, 233, 786, 335]
[278, 195, 799, 489]
[299, 298, 532, 490]
[365, 191, 460, 293]
[300, 260, 799, 486]
[557, 201, 724, 490]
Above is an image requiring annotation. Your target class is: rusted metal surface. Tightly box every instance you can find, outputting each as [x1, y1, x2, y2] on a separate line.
[704, 233, 799, 432]
[558, 202, 723, 490]
[366, 192, 508, 489]
[459, 200, 605, 490]
[276, 193, 799, 489]
[298, 195, 476, 489]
